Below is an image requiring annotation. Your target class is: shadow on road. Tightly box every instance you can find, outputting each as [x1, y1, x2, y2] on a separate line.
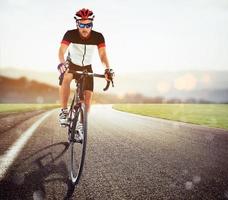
[0, 142, 77, 200]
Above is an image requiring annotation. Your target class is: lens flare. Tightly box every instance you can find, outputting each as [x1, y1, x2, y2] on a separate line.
[174, 73, 197, 90]
[185, 181, 194, 190]
[156, 81, 171, 94]
[201, 73, 211, 84]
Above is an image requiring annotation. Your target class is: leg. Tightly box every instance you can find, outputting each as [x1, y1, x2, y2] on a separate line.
[78, 90, 92, 124]
[84, 90, 93, 113]
[59, 71, 73, 109]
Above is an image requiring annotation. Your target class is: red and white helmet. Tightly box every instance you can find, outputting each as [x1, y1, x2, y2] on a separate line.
[74, 8, 95, 21]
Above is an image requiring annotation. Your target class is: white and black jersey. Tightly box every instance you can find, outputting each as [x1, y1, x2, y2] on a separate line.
[61, 29, 105, 66]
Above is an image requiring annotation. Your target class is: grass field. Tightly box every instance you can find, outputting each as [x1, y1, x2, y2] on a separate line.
[0, 104, 60, 113]
[113, 104, 228, 130]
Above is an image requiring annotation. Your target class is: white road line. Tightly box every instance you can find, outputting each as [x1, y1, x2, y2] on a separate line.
[0, 110, 54, 181]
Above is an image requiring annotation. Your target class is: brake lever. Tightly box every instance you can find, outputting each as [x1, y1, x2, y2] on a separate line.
[111, 80, 114, 87]
[103, 78, 114, 91]
[103, 80, 110, 91]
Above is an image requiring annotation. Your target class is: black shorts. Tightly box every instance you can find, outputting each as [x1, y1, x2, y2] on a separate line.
[59, 62, 94, 92]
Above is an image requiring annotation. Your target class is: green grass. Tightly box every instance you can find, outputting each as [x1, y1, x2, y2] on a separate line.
[113, 104, 228, 130]
[0, 104, 60, 113]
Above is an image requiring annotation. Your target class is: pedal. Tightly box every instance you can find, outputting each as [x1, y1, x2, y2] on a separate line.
[69, 138, 82, 143]
[76, 139, 83, 144]
[69, 138, 77, 142]
[60, 123, 69, 128]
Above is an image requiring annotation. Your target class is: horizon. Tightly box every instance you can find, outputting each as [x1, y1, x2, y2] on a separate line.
[1, 73, 228, 104]
[1, 67, 228, 99]
[1, 65, 228, 73]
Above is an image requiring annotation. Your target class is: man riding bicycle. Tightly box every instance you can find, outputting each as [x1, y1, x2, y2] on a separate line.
[57, 8, 114, 127]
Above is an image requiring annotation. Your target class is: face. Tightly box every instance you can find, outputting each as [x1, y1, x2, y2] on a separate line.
[77, 19, 93, 38]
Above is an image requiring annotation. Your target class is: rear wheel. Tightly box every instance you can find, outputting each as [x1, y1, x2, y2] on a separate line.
[68, 104, 87, 185]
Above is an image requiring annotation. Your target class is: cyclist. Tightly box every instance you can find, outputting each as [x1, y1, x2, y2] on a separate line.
[57, 8, 114, 127]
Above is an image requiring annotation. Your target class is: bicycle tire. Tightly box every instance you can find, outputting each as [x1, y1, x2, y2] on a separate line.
[68, 103, 87, 185]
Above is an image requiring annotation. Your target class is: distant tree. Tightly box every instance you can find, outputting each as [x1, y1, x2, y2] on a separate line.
[18, 77, 28, 84]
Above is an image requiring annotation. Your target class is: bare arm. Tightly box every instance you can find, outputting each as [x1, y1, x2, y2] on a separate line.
[58, 43, 69, 63]
[98, 47, 110, 69]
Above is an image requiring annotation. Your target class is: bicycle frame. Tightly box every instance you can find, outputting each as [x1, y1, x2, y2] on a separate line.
[68, 74, 85, 138]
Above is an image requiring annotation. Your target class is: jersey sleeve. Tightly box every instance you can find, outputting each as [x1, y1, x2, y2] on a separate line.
[61, 31, 71, 46]
[97, 33, 106, 49]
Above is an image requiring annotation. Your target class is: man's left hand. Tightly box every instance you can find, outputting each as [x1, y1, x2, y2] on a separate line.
[104, 68, 114, 81]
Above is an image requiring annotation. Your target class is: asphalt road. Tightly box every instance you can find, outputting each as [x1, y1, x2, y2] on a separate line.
[0, 105, 228, 200]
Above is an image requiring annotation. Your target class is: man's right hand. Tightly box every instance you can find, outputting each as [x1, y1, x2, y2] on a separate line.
[57, 61, 69, 74]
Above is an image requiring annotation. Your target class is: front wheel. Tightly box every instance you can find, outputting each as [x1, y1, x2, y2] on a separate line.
[69, 104, 87, 185]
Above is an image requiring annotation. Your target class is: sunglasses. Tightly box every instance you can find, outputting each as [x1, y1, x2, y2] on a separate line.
[78, 22, 93, 28]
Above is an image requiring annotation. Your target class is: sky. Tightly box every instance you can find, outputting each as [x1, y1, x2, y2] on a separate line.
[0, 0, 228, 73]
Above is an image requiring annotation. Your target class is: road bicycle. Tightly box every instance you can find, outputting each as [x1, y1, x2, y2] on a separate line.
[66, 69, 114, 186]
